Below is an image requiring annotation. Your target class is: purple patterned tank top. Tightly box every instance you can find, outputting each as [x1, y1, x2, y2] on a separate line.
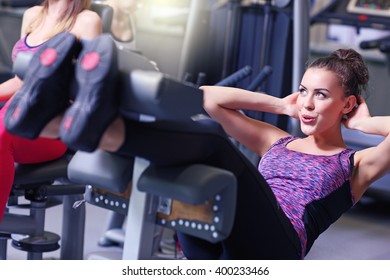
[258, 136, 355, 257]
[11, 33, 45, 62]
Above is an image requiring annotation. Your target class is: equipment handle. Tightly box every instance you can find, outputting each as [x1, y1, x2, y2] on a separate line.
[215, 65, 252, 86]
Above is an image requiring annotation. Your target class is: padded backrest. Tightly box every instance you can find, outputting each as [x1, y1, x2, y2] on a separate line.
[0, 8, 23, 75]
[90, 2, 113, 34]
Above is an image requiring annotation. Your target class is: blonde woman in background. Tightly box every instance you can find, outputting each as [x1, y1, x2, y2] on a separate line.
[104, 0, 138, 49]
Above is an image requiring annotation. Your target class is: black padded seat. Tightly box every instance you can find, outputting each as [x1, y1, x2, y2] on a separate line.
[90, 2, 113, 34]
[13, 156, 69, 186]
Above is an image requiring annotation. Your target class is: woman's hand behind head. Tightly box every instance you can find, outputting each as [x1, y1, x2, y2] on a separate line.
[283, 92, 300, 119]
[342, 96, 371, 130]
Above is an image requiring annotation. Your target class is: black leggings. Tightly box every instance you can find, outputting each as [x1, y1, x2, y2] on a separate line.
[116, 118, 302, 260]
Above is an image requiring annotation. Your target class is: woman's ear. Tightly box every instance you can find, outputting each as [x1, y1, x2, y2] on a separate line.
[342, 95, 357, 114]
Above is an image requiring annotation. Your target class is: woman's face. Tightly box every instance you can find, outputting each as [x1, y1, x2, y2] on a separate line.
[297, 67, 355, 136]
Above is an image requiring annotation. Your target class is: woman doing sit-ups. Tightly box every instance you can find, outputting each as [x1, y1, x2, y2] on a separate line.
[100, 48, 390, 259]
[5, 42, 390, 259]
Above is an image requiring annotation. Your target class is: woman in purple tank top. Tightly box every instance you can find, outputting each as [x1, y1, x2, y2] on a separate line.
[194, 48, 390, 259]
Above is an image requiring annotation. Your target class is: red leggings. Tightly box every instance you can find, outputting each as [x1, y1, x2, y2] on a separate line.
[0, 101, 67, 221]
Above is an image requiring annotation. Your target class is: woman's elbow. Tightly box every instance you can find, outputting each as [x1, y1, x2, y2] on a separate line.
[202, 89, 217, 114]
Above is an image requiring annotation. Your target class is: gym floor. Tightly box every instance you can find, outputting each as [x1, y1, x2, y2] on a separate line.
[306, 197, 390, 260]
[5, 195, 390, 260]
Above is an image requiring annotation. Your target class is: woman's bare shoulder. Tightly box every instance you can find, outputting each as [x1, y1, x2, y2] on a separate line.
[76, 9, 102, 25]
[20, 6, 43, 36]
[72, 9, 102, 39]
[23, 5, 43, 21]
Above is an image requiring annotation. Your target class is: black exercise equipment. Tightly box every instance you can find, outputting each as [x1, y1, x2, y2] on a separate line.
[66, 62, 299, 260]
[0, 1, 25, 82]
[360, 35, 390, 74]
[0, 2, 114, 260]
[64, 39, 236, 256]
[64, 35, 161, 251]
[311, 0, 390, 30]
[215, 65, 252, 87]
[0, 155, 86, 260]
